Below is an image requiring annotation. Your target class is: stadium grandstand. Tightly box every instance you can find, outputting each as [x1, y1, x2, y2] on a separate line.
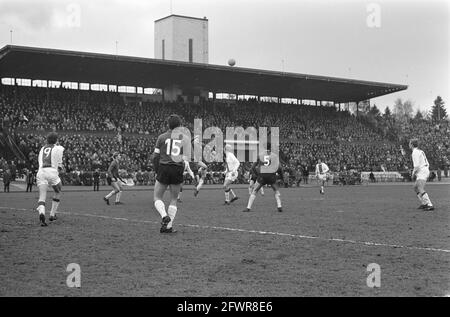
[0, 44, 448, 187]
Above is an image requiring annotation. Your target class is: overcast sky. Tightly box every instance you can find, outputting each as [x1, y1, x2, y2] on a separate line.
[0, 0, 448, 113]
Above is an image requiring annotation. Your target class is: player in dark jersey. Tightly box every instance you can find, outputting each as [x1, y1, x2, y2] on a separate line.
[193, 161, 207, 197]
[103, 152, 125, 205]
[248, 168, 264, 196]
[243, 150, 283, 213]
[152, 114, 189, 233]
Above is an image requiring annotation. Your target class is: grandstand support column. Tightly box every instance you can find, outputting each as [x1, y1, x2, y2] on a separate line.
[356, 101, 359, 116]
[46, 83, 50, 106]
[77, 85, 81, 105]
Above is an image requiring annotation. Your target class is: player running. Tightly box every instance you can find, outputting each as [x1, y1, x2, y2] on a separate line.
[193, 161, 208, 197]
[177, 159, 196, 202]
[36, 132, 64, 226]
[410, 139, 434, 211]
[315, 158, 329, 195]
[223, 144, 240, 205]
[243, 150, 283, 212]
[152, 114, 189, 233]
[103, 152, 125, 205]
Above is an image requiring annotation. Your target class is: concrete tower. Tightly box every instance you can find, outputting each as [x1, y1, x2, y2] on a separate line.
[155, 14, 208, 64]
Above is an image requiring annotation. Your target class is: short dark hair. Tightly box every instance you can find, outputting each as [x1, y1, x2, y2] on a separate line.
[168, 114, 182, 130]
[47, 132, 58, 145]
[410, 139, 419, 148]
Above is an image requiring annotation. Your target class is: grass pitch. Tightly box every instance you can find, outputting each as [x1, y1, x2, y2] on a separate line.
[1, 183, 449, 296]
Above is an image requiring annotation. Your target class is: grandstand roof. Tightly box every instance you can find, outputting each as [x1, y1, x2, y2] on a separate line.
[0, 45, 407, 103]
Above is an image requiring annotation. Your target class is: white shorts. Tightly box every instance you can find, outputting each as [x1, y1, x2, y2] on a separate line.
[317, 174, 327, 181]
[225, 171, 238, 182]
[37, 168, 61, 187]
[416, 168, 430, 181]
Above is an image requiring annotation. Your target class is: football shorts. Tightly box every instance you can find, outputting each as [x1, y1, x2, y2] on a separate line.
[257, 173, 277, 186]
[198, 169, 207, 179]
[416, 168, 430, 181]
[37, 168, 61, 187]
[157, 164, 184, 185]
[317, 173, 327, 181]
[225, 171, 238, 182]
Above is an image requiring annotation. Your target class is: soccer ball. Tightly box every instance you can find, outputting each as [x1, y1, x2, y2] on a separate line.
[228, 59, 236, 67]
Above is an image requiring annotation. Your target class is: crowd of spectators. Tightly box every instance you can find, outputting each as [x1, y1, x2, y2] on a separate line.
[1, 84, 449, 186]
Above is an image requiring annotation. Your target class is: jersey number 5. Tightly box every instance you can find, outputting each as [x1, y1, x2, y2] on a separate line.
[165, 139, 182, 156]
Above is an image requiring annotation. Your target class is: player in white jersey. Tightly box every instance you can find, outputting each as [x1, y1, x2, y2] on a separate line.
[177, 158, 195, 202]
[315, 158, 330, 195]
[410, 139, 434, 211]
[36, 132, 64, 226]
[223, 144, 240, 205]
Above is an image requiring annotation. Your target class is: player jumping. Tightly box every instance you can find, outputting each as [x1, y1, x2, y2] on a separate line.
[410, 139, 434, 211]
[103, 152, 125, 205]
[243, 150, 283, 212]
[223, 144, 240, 205]
[152, 114, 188, 233]
[36, 132, 64, 226]
[315, 158, 329, 195]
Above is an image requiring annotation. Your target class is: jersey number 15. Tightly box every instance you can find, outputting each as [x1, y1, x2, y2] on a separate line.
[165, 139, 182, 156]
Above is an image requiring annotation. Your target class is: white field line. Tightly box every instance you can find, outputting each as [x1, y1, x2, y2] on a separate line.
[1, 206, 450, 254]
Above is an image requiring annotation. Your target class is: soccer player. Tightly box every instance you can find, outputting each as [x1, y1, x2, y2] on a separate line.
[193, 161, 208, 197]
[315, 158, 329, 195]
[103, 152, 124, 205]
[177, 159, 195, 202]
[152, 114, 188, 233]
[410, 139, 434, 211]
[36, 132, 64, 226]
[223, 144, 240, 205]
[243, 150, 283, 212]
[93, 169, 100, 191]
[248, 168, 264, 196]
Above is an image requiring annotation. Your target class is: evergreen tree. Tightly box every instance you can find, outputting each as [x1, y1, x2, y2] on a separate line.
[430, 96, 447, 122]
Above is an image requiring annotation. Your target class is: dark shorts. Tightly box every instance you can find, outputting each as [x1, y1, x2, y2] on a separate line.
[107, 176, 119, 186]
[198, 169, 207, 179]
[251, 175, 257, 182]
[157, 164, 184, 185]
[257, 174, 277, 186]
